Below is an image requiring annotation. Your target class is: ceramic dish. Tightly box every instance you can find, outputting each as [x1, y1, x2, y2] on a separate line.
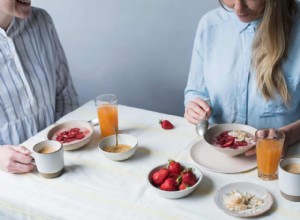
[214, 182, 273, 217]
[98, 134, 138, 161]
[148, 162, 203, 199]
[190, 138, 256, 173]
[203, 123, 257, 157]
[47, 120, 94, 151]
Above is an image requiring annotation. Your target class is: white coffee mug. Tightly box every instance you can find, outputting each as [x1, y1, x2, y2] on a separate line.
[33, 140, 64, 178]
[278, 157, 300, 202]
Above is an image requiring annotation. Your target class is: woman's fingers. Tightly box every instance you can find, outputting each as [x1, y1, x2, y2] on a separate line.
[0, 146, 35, 173]
[12, 145, 31, 155]
[193, 98, 210, 112]
[184, 99, 211, 124]
[12, 150, 34, 164]
[245, 147, 256, 156]
[184, 108, 200, 124]
[11, 162, 35, 173]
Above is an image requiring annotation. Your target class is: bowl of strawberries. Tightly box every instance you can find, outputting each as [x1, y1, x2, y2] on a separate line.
[203, 123, 256, 157]
[148, 160, 203, 199]
[47, 120, 94, 151]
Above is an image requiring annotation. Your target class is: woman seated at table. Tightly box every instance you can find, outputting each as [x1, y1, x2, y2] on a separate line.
[184, 0, 300, 155]
[0, 0, 78, 173]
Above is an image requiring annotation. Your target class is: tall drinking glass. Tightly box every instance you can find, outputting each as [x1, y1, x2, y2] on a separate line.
[94, 94, 118, 138]
[255, 129, 285, 180]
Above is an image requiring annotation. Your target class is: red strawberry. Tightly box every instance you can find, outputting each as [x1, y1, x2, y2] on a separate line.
[168, 160, 182, 175]
[159, 119, 174, 130]
[168, 173, 179, 180]
[220, 131, 229, 137]
[179, 182, 189, 191]
[181, 169, 197, 186]
[236, 141, 248, 146]
[71, 128, 80, 132]
[152, 168, 169, 186]
[222, 139, 234, 147]
[160, 178, 178, 191]
[56, 135, 63, 142]
[75, 133, 85, 139]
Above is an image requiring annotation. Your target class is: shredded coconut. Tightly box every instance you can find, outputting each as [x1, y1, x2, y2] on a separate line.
[223, 190, 265, 212]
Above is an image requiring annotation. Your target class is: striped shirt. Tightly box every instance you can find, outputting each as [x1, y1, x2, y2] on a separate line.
[0, 7, 79, 145]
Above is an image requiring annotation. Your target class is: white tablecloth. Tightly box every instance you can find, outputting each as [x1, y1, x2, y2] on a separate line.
[0, 101, 299, 220]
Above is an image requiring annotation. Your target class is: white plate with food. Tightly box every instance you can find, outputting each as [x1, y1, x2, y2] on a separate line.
[190, 138, 256, 173]
[214, 182, 273, 217]
[47, 120, 94, 151]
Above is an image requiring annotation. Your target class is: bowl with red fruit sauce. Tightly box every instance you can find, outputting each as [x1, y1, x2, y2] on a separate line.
[47, 120, 94, 151]
[203, 123, 256, 157]
[148, 160, 203, 199]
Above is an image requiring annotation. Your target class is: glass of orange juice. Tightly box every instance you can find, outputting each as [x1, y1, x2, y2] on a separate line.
[255, 129, 285, 180]
[94, 94, 118, 138]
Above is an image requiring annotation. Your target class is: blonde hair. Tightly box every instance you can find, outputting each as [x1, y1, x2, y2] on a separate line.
[253, 0, 297, 105]
[219, 0, 298, 105]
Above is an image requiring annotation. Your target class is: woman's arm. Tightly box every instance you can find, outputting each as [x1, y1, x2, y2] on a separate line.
[280, 119, 300, 148]
[41, 10, 79, 120]
[245, 120, 300, 156]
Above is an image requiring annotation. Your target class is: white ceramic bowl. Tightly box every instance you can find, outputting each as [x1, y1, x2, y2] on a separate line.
[47, 120, 94, 151]
[98, 134, 138, 161]
[203, 123, 256, 157]
[148, 162, 203, 199]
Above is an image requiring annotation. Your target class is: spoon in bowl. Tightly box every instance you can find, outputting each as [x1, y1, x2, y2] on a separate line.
[195, 98, 211, 136]
[114, 127, 118, 147]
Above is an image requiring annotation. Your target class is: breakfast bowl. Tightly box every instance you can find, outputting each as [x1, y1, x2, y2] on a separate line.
[98, 134, 138, 161]
[47, 120, 94, 151]
[148, 161, 203, 199]
[203, 123, 256, 157]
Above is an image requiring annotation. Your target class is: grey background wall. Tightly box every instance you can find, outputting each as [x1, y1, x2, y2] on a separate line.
[33, 0, 219, 116]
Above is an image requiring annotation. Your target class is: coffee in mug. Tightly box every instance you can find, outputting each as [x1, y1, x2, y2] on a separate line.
[283, 164, 300, 174]
[279, 157, 300, 202]
[33, 140, 64, 179]
[38, 146, 57, 154]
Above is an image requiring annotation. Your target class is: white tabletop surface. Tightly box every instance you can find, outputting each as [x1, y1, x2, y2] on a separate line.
[0, 101, 299, 220]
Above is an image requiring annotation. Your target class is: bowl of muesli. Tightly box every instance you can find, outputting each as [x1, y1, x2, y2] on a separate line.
[203, 123, 256, 157]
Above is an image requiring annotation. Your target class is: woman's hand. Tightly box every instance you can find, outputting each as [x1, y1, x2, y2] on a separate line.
[245, 128, 289, 157]
[184, 97, 212, 124]
[0, 145, 35, 174]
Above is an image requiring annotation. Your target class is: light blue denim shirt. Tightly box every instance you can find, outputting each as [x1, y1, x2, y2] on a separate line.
[185, 7, 300, 129]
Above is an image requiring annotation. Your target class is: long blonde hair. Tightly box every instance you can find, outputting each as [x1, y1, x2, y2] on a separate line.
[253, 0, 297, 105]
[219, 0, 298, 104]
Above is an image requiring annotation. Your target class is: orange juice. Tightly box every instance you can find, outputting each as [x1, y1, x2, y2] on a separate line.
[256, 138, 283, 180]
[97, 105, 118, 138]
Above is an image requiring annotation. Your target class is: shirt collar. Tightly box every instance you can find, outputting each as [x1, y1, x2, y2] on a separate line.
[0, 17, 15, 38]
[234, 15, 262, 33]
[7, 17, 16, 34]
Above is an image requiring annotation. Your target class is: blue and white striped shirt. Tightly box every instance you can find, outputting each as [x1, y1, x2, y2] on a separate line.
[185, 6, 300, 130]
[0, 7, 79, 145]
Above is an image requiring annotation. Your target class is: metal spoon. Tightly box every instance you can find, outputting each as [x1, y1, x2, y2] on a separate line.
[195, 98, 211, 136]
[114, 127, 118, 147]
[88, 118, 99, 126]
[196, 120, 209, 136]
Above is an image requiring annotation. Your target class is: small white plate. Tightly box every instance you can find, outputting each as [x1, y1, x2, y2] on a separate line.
[190, 139, 256, 173]
[214, 182, 273, 217]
